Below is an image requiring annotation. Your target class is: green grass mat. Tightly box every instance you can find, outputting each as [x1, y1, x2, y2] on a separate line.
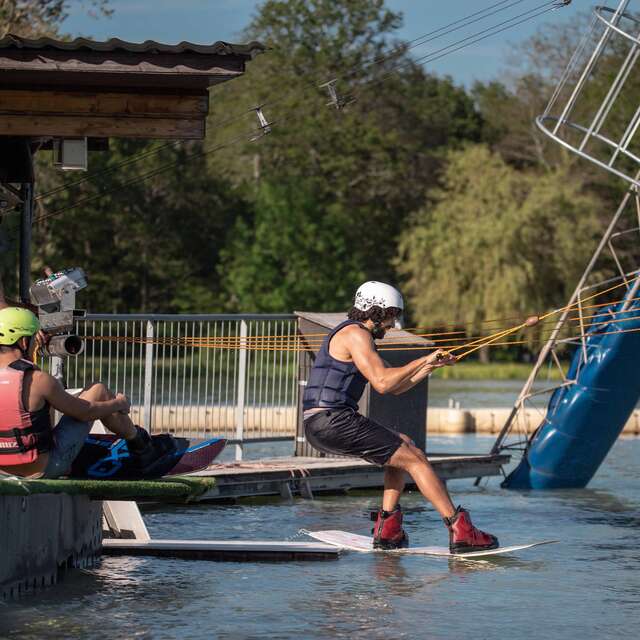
[0, 475, 215, 502]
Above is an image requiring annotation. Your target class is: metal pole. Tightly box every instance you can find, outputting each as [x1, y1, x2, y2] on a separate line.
[620, 270, 640, 313]
[18, 183, 33, 303]
[235, 319, 248, 461]
[551, 0, 630, 136]
[143, 320, 155, 431]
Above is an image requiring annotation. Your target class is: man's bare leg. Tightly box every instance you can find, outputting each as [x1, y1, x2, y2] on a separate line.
[387, 442, 456, 519]
[80, 383, 137, 440]
[376, 440, 497, 551]
[382, 466, 406, 512]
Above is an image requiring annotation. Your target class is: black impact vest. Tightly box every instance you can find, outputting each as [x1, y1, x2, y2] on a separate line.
[303, 320, 371, 411]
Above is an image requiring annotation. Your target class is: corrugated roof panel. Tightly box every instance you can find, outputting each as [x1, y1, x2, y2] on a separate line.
[0, 34, 265, 58]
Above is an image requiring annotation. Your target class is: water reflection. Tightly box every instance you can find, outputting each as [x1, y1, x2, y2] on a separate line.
[3, 436, 638, 639]
[447, 556, 547, 573]
[507, 487, 640, 529]
[301, 557, 445, 639]
[536, 488, 636, 514]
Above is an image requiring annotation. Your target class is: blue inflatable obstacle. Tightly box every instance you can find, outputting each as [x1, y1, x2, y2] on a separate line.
[503, 288, 640, 489]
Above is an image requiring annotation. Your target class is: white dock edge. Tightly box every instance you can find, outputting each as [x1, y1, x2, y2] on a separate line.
[102, 539, 340, 561]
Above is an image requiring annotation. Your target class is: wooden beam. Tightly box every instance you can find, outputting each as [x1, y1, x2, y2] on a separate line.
[0, 90, 209, 119]
[0, 114, 205, 139]
[190, 454, 510, 502]
[0, 71, 241, 92]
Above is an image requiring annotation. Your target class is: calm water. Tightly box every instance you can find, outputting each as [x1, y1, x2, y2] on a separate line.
[428, 377, 640, 412]
[2, 435, 639, 640]
[429, 378, 551, 408]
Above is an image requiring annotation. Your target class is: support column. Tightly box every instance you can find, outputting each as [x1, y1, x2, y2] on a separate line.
[19, 182, 34, 303]
[235, 320, 248, 461]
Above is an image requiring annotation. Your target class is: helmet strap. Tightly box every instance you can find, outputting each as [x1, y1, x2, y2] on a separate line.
[19, 336, 34, 361]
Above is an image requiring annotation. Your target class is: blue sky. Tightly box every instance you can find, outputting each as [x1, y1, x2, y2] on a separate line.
[64, 0, 589, 86]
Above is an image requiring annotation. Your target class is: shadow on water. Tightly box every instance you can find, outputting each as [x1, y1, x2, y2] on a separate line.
[288, 551, 552, 640]
[508, 486, 640, 528]
[446, 555, 547, 573]
[0, 555, 209, 640]
[550, 488, 636, 514]
[300, 555, 450, 639]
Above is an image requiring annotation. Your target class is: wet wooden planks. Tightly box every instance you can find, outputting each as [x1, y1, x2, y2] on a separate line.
[190, 453, 510, 502]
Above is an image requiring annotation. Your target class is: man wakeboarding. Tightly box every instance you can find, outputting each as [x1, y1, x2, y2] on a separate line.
[0, 307, 156, 479]
[303, 281, 498, 553]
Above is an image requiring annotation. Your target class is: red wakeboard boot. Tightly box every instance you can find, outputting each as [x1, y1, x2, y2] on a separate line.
[444, 506, 498, 554]
[371, 505, 409, 550]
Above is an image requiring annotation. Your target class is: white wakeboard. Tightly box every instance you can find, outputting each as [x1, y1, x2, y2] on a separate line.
[306, 530, 558, 558]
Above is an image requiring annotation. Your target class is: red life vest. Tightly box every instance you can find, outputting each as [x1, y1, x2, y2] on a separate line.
[0, 359, 53, 465]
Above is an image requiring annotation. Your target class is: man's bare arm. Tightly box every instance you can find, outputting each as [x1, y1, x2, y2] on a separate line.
[347, 328, 432, 394]
[391, 352, 456, 395]
[393, 356, 456, 395]
[33, 371, 129, 422]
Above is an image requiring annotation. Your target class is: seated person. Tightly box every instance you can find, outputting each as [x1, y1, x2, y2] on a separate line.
[0, 307, 154, 478]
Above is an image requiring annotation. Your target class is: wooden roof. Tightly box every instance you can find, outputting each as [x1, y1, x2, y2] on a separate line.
[0, 35, 264, 56]
[0, 34, 264, 90]
[0, 34, 265, 140]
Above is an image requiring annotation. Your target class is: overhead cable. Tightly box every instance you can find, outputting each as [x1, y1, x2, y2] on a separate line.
[31, 0, 567, 209]
[32, 0, 571, 223]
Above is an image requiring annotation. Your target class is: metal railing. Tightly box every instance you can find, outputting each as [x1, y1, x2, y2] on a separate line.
[537, 0, 640, 189]
[59, 314, 299, 460]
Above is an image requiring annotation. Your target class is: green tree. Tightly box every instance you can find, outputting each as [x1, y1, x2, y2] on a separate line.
[0, 0, 111, 38]
[473, 9, 640, 199]
[0, 0, 112, 297]
[211, 0, 483, 308]
[396, 145, 602, 334]
[220, 179, 364, 312]
[5, 0, 485, 313]
[33, 139, 250, 313]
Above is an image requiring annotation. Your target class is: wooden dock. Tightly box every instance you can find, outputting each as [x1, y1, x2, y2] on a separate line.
[191, 453, 510, 502]
[102, 538, 340, 562]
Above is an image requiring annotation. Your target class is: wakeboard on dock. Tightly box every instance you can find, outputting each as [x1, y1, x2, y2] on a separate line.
[305, 530, 558, 558]
[69, 434, 225, 480]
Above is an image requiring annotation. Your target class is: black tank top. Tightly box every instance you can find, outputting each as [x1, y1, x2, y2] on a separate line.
[303, 320, 372, 411]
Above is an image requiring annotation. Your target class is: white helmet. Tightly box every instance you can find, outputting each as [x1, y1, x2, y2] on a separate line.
[354, 281, 404, 329]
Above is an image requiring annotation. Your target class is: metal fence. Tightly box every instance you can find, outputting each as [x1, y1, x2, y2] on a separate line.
[58, 314, 299, 459]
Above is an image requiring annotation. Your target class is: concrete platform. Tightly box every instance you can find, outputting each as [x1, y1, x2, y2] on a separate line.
[191, 453, 510, 501]
[103, 538, 340, 561]
[1, 494, 102, 600]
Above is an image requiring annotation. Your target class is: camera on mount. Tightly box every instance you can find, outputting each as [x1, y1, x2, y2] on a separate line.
[29, 268, 88, 357]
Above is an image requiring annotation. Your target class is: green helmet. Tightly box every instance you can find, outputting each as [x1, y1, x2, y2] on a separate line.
[0, 307, 40, 346]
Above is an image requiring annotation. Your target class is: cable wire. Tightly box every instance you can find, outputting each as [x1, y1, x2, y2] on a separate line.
[343, 0, 562, 104]
[30, 0, 568, 211]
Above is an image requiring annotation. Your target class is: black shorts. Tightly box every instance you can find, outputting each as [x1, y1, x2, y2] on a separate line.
[303, 408, 403, 466]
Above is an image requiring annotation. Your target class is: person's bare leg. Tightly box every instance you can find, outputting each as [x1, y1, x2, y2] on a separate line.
[387, 442, 456, 519]
[382, 466, 406, 512]
[79, 383, 137, 440]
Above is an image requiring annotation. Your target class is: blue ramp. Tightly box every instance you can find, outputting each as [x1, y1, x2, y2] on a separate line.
[503, 289, 640, 489]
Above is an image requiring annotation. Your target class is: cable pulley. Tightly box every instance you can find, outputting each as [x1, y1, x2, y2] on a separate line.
[250, 105, 273, 141]
[319, 79, 353, 110]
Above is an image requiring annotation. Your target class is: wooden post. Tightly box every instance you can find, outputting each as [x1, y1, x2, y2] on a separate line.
[143, 320, 155, 431]
[235, 320, 248, 461]
[18, 183, 33, 303]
